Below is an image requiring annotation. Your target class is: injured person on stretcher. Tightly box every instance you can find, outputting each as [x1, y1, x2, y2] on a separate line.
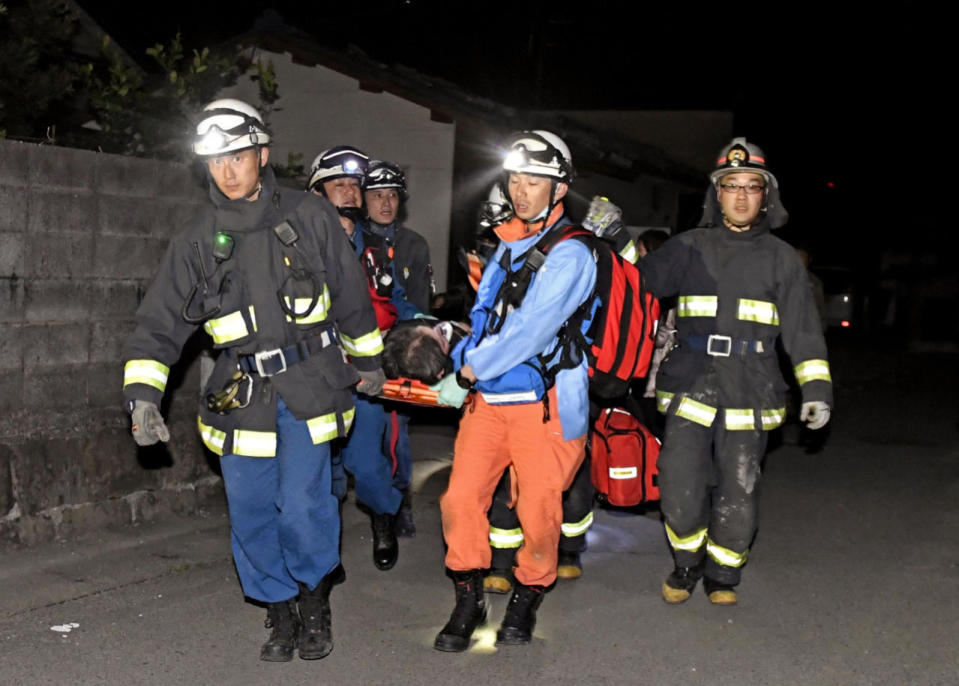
[382, 319, 471, 384]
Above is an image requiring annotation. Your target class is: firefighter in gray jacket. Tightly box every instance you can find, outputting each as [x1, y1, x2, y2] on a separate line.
[641, 138, 832, 605]
[121, 99, 385, 661]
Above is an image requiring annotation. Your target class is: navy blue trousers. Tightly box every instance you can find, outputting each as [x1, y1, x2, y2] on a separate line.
[220, 397, 340, 603]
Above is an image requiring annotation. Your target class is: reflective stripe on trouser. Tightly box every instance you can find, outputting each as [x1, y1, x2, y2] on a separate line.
[219, 396, 339, 603]
[338, 394, 403, 516]
[487, 453, 594, 570]
[441, 388, 586, 587]
[657, 399, 768, 586]
[489, 526, 524, 549]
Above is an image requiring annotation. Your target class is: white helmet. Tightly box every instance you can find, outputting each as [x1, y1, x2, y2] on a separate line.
[193, 99, 270, 156]
[307, 145, 369, 192]
[478, 182, 513, 231]
[502, 130, 574, 182]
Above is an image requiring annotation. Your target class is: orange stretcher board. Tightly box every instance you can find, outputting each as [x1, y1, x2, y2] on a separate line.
[380, 378, 441, 407]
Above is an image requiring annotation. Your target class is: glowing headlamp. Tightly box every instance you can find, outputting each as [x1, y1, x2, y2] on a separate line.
[504, 147, 529, 170]
[343, 158, 361, 173]
[198, 127, 230, 154]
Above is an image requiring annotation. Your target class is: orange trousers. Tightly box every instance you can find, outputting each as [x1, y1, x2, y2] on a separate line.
[440, 389, 586, 586]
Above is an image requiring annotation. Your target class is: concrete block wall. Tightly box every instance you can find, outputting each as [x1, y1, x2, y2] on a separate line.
[0, 139, 223, 547]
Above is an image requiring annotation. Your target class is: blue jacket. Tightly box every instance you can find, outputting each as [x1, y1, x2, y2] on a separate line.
[452, 215, 597, 440]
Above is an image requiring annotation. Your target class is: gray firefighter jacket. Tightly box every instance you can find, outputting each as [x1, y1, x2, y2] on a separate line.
[122, 166, 383, 457]
[640, 208, 832, 431]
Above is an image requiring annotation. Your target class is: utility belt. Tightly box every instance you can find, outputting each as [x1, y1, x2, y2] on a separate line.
[233, 327, 338, 377]
[208, 328, 339, 415]
[682, 334, 774, 357]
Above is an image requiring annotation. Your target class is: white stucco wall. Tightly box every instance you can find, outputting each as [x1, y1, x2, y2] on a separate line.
[220, 49, 455, 292]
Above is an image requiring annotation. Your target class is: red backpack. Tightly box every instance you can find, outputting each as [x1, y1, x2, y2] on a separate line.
[539, 227, 660, 399]
[590, 407, 661, 506]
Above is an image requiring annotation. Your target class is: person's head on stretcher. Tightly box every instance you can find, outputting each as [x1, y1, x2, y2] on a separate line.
[382, 320, 471, 385]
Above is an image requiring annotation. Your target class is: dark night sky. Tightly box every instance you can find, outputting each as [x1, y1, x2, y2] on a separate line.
[77, 1, 945, 267]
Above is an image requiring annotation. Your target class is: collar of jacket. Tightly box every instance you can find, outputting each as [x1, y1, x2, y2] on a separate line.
[709, 202, 773, 240]
[493, 203, 565, 242]
[494, 212, 571, 269]
[364, 220, 396, 240]
[208, 165, 279, 233]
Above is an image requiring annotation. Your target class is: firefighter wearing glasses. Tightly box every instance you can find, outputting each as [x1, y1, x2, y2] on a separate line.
[122, 99, 385, 661]
[641, 137, 832, 605]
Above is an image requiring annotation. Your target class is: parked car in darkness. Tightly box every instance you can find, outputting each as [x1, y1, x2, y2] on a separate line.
[812, 266, 856, 329]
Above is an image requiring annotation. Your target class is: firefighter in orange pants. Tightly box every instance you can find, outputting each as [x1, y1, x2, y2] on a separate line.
[431, 131, 597, 651]
[442, 389, 586, 586]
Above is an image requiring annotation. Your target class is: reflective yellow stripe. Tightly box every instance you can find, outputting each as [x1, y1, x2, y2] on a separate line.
[489, 527, 524, 548]
[561, 511, 594, 537]
[724, 408, 756, 431]
[203, 309, 250, 344]
[248, 305, 257, 333]
[619, 240, 639, 264]
[707, 538, 748, 568]
[341, 328, 384, 357]
[123, 359, 170, 392]
[737, 298, 780, 325]
[677, 295, 717, 318]
[656, 390, 674, 413]
[761, 407, 786, 430]
[665, 523, 707, 552]
[306, 412, 339, 444]
[794, 359, 832, 384]
[232, 429, 277, 457]
[675, 397, 717, 427]
[284, 286, 331, 324]
[196, 416, 226, 456]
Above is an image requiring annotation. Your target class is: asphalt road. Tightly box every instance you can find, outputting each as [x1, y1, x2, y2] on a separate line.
[1, 341, 957, 686]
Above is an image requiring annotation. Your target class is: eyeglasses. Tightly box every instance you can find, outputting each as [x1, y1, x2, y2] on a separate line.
[719, 182, 766, 195]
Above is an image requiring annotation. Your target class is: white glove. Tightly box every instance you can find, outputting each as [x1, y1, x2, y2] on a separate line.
[356, 368, 387, 396]
[800, 401, 831, 430]
[131, 401, 170, 446]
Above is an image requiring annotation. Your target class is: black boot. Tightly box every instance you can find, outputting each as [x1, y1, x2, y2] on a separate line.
[662, 559, 705, 604]
[297, 574, 334, 660]
[495, 582, 544, 645]
[260, 599, 299, 662]
[372, 512, 399, 570]
[394, 489, 416, 538]
[434, 569, 487, 652]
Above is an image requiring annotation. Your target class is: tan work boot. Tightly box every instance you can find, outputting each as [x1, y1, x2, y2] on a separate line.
[556, 551, 582, 579]
[661, 561, 704, 604]
[483, 568, 512, 594]
[704, 577, 738, 605]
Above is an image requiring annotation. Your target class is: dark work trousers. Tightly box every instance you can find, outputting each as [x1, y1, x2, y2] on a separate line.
[488, 455, 594, 571]
[658, 406, 768, 586]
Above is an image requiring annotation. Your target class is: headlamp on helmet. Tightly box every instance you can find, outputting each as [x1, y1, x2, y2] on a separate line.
[363, 160, 408, 200]
[501, 130, 574, 183]
[192, 99, 270, 157]
[308, 145, 370, 191]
